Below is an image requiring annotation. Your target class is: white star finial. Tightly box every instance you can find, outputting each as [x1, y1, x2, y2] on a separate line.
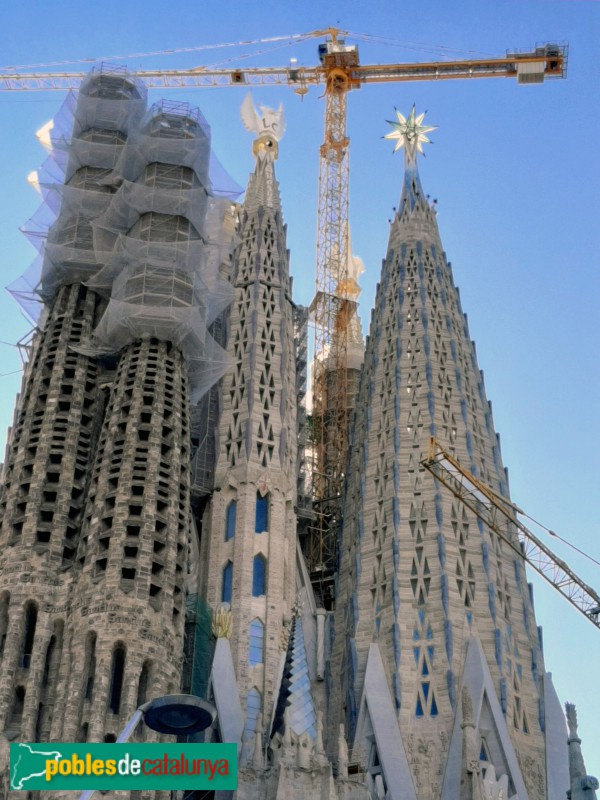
[384, 106, 436, 166]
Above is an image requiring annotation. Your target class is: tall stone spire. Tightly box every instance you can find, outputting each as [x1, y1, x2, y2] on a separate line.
[331, 109, 563, 800]
[565, 703, 598, 800]
[199, 94, 298, 766]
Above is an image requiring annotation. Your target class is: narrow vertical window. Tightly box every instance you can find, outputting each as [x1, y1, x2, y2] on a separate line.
[245, 687, 262, 738]
[84, 631, 97, 700]
[255, 493, 269, 533]
[0, 592, 9, 659]
[222, 561, 233, 604]
[22, 602, 38, 668]
[249, 619, 264, 666]
[137, 661, 150, 708]
[252, 555, 266, 597]
[225, 500, 237, 541]
[108, 645, 126, 714]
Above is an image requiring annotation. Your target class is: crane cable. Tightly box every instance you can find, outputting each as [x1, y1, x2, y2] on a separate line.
[0, 29, 496, 74]
[0, 31, 318, 72]
[518, 510, 600, 569]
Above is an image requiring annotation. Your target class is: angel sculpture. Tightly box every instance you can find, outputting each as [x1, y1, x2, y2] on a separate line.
[241, 93, 286, 158]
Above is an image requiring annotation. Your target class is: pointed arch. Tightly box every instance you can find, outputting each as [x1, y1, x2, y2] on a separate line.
[222, 561, 233, 604]
[252, 554, 266, 597]
[225, 500, 237, 541]
[255, 492, 269, 533]
[108, 643, 126, 714]
[245, 687, 262, 738]
[249, 619, 264, 666]
[21, 601, 38, 668]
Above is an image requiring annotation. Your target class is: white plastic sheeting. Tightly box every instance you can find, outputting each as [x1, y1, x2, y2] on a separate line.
[10, 64, 243, 401]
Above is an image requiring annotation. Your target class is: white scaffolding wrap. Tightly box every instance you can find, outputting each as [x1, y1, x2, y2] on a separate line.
[9, 64, 243, 400]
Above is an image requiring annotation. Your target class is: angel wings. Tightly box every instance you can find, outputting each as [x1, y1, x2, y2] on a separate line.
[241, 93, 286, 141]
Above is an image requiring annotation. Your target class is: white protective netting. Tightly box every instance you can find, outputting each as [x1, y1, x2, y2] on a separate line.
[10, 64, 243, 401]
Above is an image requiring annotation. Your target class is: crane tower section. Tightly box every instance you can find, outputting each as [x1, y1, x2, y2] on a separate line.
[309, 33, 361, 604]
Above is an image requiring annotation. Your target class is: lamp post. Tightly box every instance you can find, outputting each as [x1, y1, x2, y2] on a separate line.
[78, 694, 216, 800]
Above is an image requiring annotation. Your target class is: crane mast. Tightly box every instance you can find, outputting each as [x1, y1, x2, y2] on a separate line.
[308, 32, 359, 603]
[421, 438, 600, 629]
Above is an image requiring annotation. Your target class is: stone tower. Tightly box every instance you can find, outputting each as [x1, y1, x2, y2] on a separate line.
[330, 108, 571, 800]
[198, 95, 299, 766]
[0, 66, 235, 798]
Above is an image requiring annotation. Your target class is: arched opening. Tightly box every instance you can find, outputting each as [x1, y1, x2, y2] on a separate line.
[22, 602, 38, 668]
[222, 561, 233, 604]
[252, 555, 266, 597]
[0, 592, 9, 660]
[255, 493, 269, 533]
[225, 500, 237, 541]
[249, 619, 264, 666]
[108, 644, 126, 714]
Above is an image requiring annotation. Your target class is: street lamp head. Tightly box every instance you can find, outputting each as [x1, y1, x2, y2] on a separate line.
[143, 694, 216, 735]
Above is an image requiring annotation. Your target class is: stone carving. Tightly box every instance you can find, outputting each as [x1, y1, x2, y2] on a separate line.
[479, 764, 518, 800]
[566, 702, 578, 739]
[338, 723, 349, 779]
[297, 731, 313, 770]
[241, 94, 286, 142]
[461, 686, 481, 774]
[211, 606, 233, 639]
[253, 714, 264, 770]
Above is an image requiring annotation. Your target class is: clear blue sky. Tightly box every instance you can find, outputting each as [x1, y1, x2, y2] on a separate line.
[0, 0, 598, 776]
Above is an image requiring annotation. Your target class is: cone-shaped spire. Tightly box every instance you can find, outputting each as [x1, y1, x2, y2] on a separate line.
[331, 111, 552, 800]
[271, 615, 317, 741]
[200, 94, 298, 771]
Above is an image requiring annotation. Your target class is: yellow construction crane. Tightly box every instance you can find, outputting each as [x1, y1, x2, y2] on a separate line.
[0, 30, 568, 602]
[422, 437, 600, 630]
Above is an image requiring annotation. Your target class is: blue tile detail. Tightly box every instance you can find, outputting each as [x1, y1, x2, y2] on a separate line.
[455, 368, 462, 392]
[447, 670, 456, 709]
[427, 390, 435, 419]
[466, 431, 473, 457]
[393, 497, 400, 532]
[435, 494, 443, 528]
[488, 584, 497, 622]
[392, 575, 400, 617]
[392, 537, 399, 571]
[393, 672, 402, 711]
[539, 697, 546, 733]
[437, 534, 446, 568]
[352, 592, 359, 633]
[514, 558, 523, 589]
[495, 628, 502, 668]
[392, 622, 401, 668]
[481, 541, 490, 574]
[450, 340, 457, 361]
[444, 619, 453, 662]
[500, 679, 507, 715]
[440, 573, 449, 615]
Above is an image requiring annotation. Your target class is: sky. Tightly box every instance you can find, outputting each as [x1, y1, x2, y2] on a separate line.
[0, 0, 598, 778]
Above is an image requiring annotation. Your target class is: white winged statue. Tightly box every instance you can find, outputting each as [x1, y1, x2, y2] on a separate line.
[241, 93, 286, 145]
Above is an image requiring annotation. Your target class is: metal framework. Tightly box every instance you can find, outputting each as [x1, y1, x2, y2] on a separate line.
[0, 44, 567, 92]
[421, 437, 600, 630]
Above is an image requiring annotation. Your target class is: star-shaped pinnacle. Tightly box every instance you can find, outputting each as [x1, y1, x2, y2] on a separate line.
[384, 106, 436, 165]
